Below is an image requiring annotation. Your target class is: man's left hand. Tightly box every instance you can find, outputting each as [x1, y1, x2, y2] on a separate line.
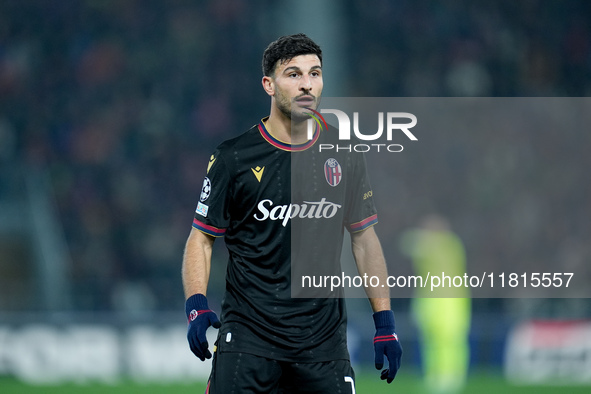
[373, 310, 403, 383]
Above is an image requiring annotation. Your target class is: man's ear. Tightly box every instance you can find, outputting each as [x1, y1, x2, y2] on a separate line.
[262, 76, 274, 96]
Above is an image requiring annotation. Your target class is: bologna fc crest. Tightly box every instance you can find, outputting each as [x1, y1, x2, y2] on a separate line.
[324, 158, 342, 187]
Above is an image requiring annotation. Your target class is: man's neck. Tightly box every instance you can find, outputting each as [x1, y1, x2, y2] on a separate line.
[266, 107, 308, 145]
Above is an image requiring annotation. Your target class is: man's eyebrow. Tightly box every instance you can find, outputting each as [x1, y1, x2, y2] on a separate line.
[283, 66, 301, 73]
[283, 65, 322, 73]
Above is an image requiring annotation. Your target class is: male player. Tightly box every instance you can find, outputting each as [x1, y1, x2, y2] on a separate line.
[400, 215, 470, 394]
[182, 33, 402, 393]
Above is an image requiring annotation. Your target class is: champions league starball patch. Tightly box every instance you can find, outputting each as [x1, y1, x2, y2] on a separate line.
[324, 158, 342, 187]
[200, 177, 211, 202]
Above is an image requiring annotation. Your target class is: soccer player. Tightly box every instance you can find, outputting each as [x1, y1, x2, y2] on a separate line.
[400, 215, 471, 394]
[182, 33, 402, 393]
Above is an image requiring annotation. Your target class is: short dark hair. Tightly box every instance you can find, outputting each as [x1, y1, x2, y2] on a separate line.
[262, 33, 322, 77]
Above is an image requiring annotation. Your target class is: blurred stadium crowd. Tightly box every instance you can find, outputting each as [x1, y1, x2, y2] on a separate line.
[1, 0, 590, 312]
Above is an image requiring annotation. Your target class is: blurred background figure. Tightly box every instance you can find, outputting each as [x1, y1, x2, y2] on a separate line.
[400, 214, 471, 394]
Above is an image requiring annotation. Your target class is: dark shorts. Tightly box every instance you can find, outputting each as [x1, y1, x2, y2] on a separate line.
[206, 350, 356, 394]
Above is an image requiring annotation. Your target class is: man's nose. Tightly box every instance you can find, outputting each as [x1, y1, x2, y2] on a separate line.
[300, 75, 312, 91]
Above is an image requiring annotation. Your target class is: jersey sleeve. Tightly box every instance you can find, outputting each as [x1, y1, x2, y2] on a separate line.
[192, 150, 232, 237]
[343, 152, 378, 233]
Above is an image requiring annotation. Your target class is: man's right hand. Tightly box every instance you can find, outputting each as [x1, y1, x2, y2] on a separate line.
[185, 294, 221, 360]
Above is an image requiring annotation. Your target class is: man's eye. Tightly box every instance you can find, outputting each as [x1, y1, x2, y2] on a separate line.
[289, 73, 299, 78]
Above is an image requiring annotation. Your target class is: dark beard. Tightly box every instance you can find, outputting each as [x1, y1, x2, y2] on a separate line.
[277, 97, 309, 123]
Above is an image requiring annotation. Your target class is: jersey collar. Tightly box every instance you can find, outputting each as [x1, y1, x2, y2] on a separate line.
[258, 117, 320, 152]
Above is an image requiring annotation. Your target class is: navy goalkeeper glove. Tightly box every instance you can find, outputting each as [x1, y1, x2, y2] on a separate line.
[185, 294, 221, 361]
[373, 310, 402, 383]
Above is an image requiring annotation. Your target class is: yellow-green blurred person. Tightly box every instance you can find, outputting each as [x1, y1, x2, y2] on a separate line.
[400, 214, 471, 394]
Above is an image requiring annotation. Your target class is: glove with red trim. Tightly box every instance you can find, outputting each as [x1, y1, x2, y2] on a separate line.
[373, 310, 403, 383]
[185, 293, 221, 361]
